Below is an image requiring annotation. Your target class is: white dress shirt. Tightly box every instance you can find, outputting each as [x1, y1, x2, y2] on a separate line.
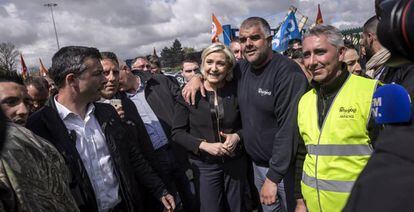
[54, 98, 120, 211]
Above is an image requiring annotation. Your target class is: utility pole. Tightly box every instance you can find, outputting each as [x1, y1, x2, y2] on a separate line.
[44, 3, 60, 49]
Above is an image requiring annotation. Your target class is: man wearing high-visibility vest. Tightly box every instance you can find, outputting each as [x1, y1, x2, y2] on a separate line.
[296, 25, 379, 212]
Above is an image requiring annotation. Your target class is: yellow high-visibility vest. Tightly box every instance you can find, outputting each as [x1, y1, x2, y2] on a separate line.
[298, 74, 378, 212]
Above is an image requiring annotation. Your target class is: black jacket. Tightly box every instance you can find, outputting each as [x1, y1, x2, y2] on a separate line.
[344, 64, 414, 211]
[26, 97, 167, 212]
[115, 92, 157, 164]
[134, 72, 190, 165]
[380, 64, 414, 111]
[135, 72, 181, 139]
[172, 79, 244, 163]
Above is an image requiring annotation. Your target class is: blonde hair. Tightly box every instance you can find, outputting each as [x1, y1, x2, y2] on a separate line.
[201, 43, 236, 81]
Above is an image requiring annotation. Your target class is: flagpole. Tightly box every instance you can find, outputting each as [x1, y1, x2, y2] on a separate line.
[44, 3, 60, 49]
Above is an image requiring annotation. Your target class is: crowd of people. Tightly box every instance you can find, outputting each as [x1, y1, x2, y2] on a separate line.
[1, 3, 414, 212]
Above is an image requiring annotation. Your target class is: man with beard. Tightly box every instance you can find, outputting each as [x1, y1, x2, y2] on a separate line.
[26, 46, 175, 212]
[361, 16, 391, 79]
[183, 17, 308, 212]
[0, 71, 78, 211]
[361, 16, 414, 86]
[344, 1, 414, 210]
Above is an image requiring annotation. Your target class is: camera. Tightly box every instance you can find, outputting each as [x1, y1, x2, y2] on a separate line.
[376, 0, 414, 66]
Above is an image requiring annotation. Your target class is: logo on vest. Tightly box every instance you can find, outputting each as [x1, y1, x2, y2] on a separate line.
[258, 88, 272, 96]
[339, 106, 357, 119]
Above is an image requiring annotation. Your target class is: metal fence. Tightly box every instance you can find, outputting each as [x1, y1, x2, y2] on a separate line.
[341, 27, 363, 47]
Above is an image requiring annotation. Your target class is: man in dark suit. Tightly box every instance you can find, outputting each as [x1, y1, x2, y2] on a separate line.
[26, 46, 175, 212]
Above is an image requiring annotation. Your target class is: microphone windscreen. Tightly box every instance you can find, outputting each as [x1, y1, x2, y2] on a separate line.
[372, 84, 412, 124]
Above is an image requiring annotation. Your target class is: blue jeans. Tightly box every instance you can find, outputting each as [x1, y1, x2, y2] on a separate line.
[253, 163, 288, 212]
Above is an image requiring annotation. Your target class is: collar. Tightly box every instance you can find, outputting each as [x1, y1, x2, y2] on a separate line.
[311, 67, 350, 97]
[54, 96, 95, 121]
[250, 52, 275, 72]
[126, 76, 145, 98]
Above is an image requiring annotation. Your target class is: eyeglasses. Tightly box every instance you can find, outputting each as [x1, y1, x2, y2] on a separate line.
[183, 68, 199, 73]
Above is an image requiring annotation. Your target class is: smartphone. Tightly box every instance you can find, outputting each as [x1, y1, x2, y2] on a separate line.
[109, 99, 122, 109]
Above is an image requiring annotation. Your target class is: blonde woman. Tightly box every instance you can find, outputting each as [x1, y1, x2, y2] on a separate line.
[172, 43, 246, 212]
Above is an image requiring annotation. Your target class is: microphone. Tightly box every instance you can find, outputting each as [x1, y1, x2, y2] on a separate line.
[372, 83, 412, 124]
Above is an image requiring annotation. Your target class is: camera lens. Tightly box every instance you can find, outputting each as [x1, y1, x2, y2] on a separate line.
[376, 0, 414, 66]
[401, 0, 414, 52]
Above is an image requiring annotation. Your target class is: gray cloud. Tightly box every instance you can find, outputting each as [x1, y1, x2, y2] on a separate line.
[0, 0, 376, 69]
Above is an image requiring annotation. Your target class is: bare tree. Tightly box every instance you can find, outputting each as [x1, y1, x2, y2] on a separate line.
[0, 42, 19, 72]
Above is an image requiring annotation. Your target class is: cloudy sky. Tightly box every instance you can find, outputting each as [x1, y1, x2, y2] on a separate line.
[0, 0, 376, 69]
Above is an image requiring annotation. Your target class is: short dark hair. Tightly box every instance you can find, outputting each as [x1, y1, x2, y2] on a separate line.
[0, 71, 24, 85]
[363, 16, 379, 34]
[181, 54, 199, 68]
[49, 46, 101, 88]
[101, 51, 119, 66]
[240, 17, 271, 37]
[24, 76, 49, 93]
[182, 59, 198, 64]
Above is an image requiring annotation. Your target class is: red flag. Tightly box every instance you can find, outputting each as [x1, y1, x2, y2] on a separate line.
[316, 4, 324, 25]
[211, 13, 224, 43]
[39, 58, 48, 77]
[20, 53, 28, 79]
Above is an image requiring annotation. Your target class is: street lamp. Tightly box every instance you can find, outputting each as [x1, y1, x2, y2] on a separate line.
[44, 3, 60, 49]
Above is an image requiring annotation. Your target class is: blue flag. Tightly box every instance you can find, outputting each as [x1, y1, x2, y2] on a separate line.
[222, 24, 233, 46]
[272, 12, 301, 52]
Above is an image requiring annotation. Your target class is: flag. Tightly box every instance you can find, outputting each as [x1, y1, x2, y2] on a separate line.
[39, 58, 48, 77]
[211, 13, 224, 43]
[298, 16, 309, 32]
[222, 24, 233, 46]
[272, 11, 302, 52]
[20, 53, 28, 79]
[316, 4, 323, 25]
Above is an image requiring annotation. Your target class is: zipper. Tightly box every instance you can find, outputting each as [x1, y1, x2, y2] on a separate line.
[103, 120, 131, 211]
[321, 96, 327, 118]
[314, 75, 350, 211]
[315, 95, 323, 212]
[214, 91, 225, 163]
[215, 104, 225, 163]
